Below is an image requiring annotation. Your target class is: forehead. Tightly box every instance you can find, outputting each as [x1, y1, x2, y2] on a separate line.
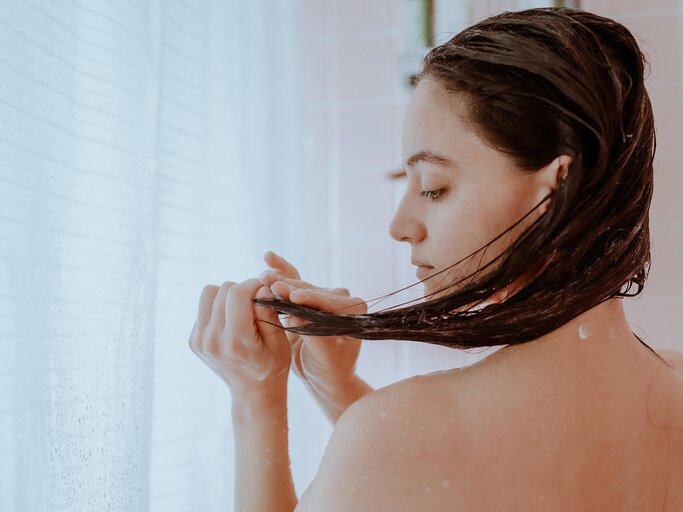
[402, 80, 475, 164]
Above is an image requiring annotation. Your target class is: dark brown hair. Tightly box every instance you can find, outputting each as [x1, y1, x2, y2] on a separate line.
[254, 7, 665, 360]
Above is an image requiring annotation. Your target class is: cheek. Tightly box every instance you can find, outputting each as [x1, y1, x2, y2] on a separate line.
[429, 192, 518, 274]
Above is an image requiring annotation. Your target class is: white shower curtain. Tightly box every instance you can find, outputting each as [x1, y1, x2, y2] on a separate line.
[0, 0, 322, 510]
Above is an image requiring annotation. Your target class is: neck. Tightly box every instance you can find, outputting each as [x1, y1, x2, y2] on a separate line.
[547, 297, 632, 344]
[500, 297, 657, 365]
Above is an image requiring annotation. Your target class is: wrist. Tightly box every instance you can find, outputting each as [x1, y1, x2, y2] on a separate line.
[312, 372, 370, 408]
[231, 377, 288, 423]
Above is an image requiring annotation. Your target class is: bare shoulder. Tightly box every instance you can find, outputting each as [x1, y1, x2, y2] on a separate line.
[296, 347, 683, 511]
[296, 374, 512, 512]
[294, 373, 479, 512]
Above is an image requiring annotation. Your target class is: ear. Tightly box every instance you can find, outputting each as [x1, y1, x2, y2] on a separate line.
[536, 154, 573, 215]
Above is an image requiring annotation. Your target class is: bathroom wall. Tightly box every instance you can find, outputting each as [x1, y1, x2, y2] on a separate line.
[298, 0, 683, 391]
[578, 1, 683, 352]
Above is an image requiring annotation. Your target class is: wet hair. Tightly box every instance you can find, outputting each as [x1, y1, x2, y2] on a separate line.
[254, 6, 667, 363]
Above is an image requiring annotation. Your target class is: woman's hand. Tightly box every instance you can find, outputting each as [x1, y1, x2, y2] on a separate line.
[260, 251, 368, 398]
[187, 278, 292, 402]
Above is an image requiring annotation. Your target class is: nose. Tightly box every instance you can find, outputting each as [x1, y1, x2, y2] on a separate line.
[388, 193, 426, 243]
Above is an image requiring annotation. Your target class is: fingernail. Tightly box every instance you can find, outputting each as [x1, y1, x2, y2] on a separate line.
[276, 281, 295, 292]
[268, 285, 284, 299]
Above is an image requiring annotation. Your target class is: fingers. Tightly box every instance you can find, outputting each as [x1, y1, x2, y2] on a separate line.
[289, 288, 368, 315]
[224, 278, 263, 347]
[193, 285, 220, 359]
[198, 284, 220, 327]
[252, 284, 286, 339]
[264, 250, 301, 280]
[259, 270, 320, 291]
[259, 270, 343, 297]
[208, 281, 236, 331]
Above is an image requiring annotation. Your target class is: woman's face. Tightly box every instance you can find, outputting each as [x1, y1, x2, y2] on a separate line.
[389, 78, 564, 301]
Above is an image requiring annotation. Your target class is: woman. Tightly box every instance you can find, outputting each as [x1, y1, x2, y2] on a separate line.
[189, 7, 683, 511]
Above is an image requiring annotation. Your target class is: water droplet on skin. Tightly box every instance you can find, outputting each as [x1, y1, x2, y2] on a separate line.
[425, 485, 432, 493]
[418, 425, 427, 432]
[350, 485, 357, 492]
[578, 323, 591, 340]
[379, 410, 387, 419]
[441, 479, 450, 488]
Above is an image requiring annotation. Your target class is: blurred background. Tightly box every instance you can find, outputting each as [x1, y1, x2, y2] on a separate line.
[0, 0, 681, 510]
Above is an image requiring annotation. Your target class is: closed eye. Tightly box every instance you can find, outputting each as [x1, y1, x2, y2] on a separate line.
[420, 188, 447, 202]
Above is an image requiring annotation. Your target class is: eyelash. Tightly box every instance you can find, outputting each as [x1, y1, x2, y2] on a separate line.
[420, 188, 447, 202]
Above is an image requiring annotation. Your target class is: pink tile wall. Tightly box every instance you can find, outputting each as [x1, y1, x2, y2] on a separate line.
[299, 0, 432, 388]
[299, 0, 683, 388]
[581, 0, 683, 352]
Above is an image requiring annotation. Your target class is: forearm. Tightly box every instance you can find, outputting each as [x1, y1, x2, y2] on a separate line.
[308, 373, 375, 425]
[232, 387, 297, 512]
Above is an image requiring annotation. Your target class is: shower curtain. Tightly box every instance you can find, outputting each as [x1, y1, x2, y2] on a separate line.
[0, 0, 324, 510]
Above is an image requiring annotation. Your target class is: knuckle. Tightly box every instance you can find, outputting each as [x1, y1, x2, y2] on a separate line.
[199, 326, 214, 346]
[226, 283, 241, 298]
[206, 337, 221, 358]
[201, 284, 219, 297]
[223, 338, 245, 360]
[227, 278, 260, 297]
[205, 330, 226, 358]
[220, 281, 236, 291]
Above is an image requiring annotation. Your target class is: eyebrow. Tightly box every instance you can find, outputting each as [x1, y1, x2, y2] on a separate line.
[403, 150, 455, 169]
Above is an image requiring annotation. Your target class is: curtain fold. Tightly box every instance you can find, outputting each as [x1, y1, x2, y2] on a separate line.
[0, 1, 314, 510]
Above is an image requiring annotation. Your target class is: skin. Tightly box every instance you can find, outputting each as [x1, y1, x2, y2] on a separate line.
[388, 77, 565, 302]
[192, 76, 683, 510]
[188, 279, 298, 511]
[294, 78, 683, 509]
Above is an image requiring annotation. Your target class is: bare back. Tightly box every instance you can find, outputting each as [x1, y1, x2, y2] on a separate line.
[395, 343, 683, 510]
